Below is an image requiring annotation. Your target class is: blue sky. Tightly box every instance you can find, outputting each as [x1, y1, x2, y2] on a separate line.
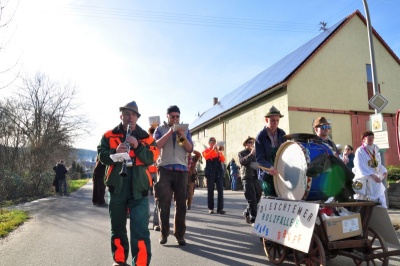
[1, 0, 399, 150]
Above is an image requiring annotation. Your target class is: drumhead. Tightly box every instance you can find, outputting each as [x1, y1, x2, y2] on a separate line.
[274, 142, 309, 200]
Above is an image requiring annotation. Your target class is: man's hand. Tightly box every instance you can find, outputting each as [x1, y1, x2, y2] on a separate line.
[371, 174, 382, 183]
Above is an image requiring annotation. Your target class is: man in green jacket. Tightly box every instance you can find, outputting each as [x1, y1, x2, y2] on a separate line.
[98, 101, 159, 266]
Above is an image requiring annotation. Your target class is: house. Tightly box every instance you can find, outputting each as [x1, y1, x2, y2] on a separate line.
[189, 10, 400, 166]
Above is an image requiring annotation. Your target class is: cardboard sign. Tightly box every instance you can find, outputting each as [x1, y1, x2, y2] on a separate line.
[253, 198, 319, 252]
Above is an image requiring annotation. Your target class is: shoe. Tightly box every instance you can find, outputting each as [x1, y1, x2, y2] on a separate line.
[245, 216, 251, 224]
[159, 236, 167, 245]
[112, 262, 129, 266]
[217, 210, 226, 214]
[176, 238, 186, 246]
[208, 210, 214, 214]
[153, 225, 160, 231]
[394, 224, 400, 231]
[187, 205, 191, 210]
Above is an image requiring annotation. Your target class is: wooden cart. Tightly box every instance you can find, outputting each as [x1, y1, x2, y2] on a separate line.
[262, 199, 400, 266]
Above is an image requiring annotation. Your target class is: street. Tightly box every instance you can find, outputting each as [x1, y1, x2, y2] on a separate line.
[1, 181, 400, 265]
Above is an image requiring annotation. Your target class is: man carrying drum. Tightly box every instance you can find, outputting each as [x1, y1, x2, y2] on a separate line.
[255, 106, 286, 197]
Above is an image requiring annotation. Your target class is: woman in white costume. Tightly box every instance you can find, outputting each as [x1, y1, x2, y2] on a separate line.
[352, 131, 388, 208]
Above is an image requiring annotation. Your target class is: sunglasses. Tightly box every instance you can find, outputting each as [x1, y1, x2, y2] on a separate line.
[319, 125, 331, 130]
[170, 115, 180, 119]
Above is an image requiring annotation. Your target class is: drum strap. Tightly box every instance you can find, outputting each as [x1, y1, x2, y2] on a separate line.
[270, 147, 279, 164]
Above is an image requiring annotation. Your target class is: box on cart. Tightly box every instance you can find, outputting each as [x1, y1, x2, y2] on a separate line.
[323, 213, 362, 241]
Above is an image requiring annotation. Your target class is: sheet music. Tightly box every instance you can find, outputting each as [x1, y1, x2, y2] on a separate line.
[110, 152, 131, 162]
[173, 124, 189, 132]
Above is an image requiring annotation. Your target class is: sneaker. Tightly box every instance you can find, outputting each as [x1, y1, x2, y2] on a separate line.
[245, 216, 251, 224]
[217, 210, 226, 214]
[112, 262, 129, 266]
[208, 209, 214, 214]
[176, 238, 186, 246]
[153, 225, 160, 231]
[159, 236, 167, 245]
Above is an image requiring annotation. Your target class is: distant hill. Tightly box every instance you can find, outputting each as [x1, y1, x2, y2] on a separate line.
[73, 148, 97, 162]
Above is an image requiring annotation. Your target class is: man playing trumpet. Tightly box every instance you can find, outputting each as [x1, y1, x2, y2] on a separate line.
[153, 105, 193, 246]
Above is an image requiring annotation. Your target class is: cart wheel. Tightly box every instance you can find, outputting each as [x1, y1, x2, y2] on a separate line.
[293, 233, 326, 266]
[263, 239, 287, 265]
[353, 227, 388, 266]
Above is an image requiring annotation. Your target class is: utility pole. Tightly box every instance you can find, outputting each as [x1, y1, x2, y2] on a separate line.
[362, 0, 378, 114]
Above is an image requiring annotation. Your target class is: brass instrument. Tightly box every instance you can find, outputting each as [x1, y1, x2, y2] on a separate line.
[177, 133, 187, 146]
[120, 123, 133, 177]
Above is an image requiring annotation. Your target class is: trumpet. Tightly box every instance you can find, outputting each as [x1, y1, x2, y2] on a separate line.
[177, 133, 187, 146]
[120, 123, 133, 177]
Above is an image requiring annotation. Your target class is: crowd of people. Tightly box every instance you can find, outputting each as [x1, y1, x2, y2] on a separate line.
[64, 100, 394, 266]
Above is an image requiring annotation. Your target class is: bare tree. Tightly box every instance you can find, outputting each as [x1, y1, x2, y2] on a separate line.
[0, 72, 89, 200]
[0, 0, 21, 89]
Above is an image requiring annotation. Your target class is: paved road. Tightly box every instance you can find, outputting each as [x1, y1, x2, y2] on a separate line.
[1, 181, 400, 266]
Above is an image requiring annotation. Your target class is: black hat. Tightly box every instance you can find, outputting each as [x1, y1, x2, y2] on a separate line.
[209, 137, 216, 142]
[167, 105, 180, 114]
[265, 106, 284, 118]
[119, 101, 141, 118]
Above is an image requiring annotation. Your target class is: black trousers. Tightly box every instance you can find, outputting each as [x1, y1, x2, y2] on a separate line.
[92, 174, 106, 204]
[242, 178, 262, 222]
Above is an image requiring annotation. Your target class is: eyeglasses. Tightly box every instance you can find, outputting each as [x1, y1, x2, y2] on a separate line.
[319, 125, 331, 130]
[170, 115, 180, 119]
[246, 141, 254, 144]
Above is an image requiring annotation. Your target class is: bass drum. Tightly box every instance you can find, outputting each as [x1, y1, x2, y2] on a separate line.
[274, 141, 334, 201]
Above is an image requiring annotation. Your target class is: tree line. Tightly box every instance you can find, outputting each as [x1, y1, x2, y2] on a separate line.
[0, 73, 89, 202]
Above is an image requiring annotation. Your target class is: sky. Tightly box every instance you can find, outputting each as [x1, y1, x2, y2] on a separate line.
[1, 0, 399, 151]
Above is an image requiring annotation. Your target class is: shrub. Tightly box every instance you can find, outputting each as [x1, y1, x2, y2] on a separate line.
[387, 165, 400, 181]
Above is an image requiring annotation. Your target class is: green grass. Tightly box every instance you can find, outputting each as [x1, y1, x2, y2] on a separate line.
[67, 178, 90, 193]
[0, 209, 29, 238]
[0, 179, 89, 238]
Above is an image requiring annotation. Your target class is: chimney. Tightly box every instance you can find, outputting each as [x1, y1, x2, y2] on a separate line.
[213, 97, 218, 105]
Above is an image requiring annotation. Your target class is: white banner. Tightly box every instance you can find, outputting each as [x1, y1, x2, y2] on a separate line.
[253, 198, 320, 253]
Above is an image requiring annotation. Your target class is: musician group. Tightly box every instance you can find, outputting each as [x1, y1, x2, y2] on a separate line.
[97, 101, 390, 266]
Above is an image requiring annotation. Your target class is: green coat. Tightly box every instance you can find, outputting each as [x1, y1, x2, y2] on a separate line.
[98, 123, 159, 199]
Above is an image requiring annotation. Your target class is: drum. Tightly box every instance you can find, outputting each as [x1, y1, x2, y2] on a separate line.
[274, 140, 334, 201]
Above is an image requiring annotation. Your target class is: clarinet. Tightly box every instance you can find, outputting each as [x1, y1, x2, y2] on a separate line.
[119, 123, 133, 177]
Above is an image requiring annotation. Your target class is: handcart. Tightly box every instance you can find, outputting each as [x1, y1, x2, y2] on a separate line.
[259, 198, 400, 266]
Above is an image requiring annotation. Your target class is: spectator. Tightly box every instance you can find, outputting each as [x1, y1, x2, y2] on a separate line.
[341, 145, 355, 169]
[227, 158, 239, 191]
[54, 160, 68, 196]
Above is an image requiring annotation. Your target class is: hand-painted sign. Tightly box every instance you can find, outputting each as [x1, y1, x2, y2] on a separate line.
[253, 198, 319, 252]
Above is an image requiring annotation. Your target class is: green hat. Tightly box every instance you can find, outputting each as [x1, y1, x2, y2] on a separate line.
[119, 101, 141, 118]
[265, 106, 284, 118]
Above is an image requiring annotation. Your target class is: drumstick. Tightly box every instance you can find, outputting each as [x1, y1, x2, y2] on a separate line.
[258, 165, 273, 172]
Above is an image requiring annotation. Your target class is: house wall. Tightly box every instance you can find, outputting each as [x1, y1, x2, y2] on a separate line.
[287, 15, 400, 113]
[287, 111, 353, 148]
[192, 90, 289, 168]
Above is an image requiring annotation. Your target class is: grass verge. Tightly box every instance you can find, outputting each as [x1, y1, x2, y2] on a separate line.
[0, 179, 89, 238]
